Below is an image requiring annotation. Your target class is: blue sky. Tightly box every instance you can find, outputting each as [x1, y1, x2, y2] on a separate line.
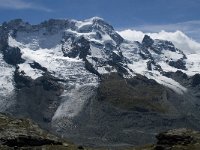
[0, 0, 200, 41]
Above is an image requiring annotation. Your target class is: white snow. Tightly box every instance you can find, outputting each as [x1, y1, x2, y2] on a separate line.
[162, 50, 183, 61]
[158, 61, 179, 72]
[7, 28, 100, 121]
[52, 84, 97, 120]
[145, 71, 187, 94]
[128, 60, 148, 74]
[6, 17, 200, 118]
[89, 43, 108, 60]
[75, 20, 93, 30]
[75, 17, 103, 30]
[120, 42, 188, 94]
[9, 35, 98, 85]
[128, 62, 187, 94]
[0, 53, 15, 111]
[16, 28, 64, 50]
[185, 53, 200, 76]
[18, 63, 43, 79]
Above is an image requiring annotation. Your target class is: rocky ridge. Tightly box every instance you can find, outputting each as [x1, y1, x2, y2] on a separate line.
[0, 113, 82, 150]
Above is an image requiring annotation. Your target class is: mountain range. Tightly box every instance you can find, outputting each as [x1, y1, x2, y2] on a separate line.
[0, 17, 200, 148]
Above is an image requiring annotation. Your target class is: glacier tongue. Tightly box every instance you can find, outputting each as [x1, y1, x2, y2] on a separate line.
[7, 28, 99, 125]
[0, 53, 15, 111]
[52, 84, 97, 121]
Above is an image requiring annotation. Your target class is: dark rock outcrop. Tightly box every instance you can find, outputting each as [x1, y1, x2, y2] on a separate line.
[3, 46, 25, 65]
[14, 67, 64, 93]
[169, 59, 186, 70]
[63, 36, 90, 59]
[92, 18, 124, 45]
[190, 74, 200, 87]
[14, 67, 34, 88]
[153, 40, 176, 52]
[142, 35, 154, 48]
[29, 61, 48, 72]
[35, 74, 65, 93]
[12, 70, 65, 125]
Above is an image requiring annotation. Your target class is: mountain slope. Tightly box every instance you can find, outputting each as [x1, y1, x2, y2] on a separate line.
[0, 113, 81, 150]
[0, 17, 200, 147]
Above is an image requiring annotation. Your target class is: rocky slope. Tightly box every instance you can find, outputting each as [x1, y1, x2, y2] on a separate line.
[0, 113, 83, 150]
[0, 17, 200, 148]
[1, 112, 200, 150]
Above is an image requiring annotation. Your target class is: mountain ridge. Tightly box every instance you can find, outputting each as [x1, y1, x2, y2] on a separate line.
[1, 17, 200, 147]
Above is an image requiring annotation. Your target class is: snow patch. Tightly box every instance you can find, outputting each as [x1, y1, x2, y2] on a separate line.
[0, 53, 15, 111]
[127, 61, 187, 94]
[52, 84, 97, 120]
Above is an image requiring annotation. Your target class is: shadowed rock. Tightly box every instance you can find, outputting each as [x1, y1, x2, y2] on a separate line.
[0, 113, 80, 149]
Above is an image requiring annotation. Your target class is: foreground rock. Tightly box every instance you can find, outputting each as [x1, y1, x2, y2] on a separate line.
[0, 113, 85, 150]
[132, 128, 200, 150]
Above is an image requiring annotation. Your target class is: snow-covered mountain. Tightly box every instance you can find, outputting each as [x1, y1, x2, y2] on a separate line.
[1, 17, 200, 147]
[118, 29, 200, 54]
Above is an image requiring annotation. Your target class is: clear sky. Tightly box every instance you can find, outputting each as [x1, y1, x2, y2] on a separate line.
[0, 0, 200, 40]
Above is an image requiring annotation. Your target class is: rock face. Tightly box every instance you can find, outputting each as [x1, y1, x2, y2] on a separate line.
[3, 46, 25, 65]
[191, 74, 200, 87]
[12, 71, 65, 125]
[142, 35, 154, 48]
[0, 113, 80, 150]
[98, 73, 167, 112]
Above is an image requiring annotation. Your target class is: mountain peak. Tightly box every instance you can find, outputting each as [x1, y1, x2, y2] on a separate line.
[142, 35, 154, 47]
[2, 19, 29, 29]
[85, 16, 104, 22]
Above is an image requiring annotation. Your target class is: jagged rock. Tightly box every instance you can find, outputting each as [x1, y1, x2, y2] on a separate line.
[3, 46, 25, 65]
[190, 74, 200, 87]
[112, 51, 123, 63]
[14, 67, 34, 88]
[147, 60, 153, 70]
[29, 61, 48, 72]
[169, 59, 186, 70]
[35, 73, 65, 92]
[142, 35, 154, 48]
[92, 18, 124, 45]
[63, 36, 90, 59]
[40, 19, 72, 33]
[85, 59, 100, 76]
[164, 70, 188, 80]
[153, 40, 176, 52]
[14, 67, 64, 93]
